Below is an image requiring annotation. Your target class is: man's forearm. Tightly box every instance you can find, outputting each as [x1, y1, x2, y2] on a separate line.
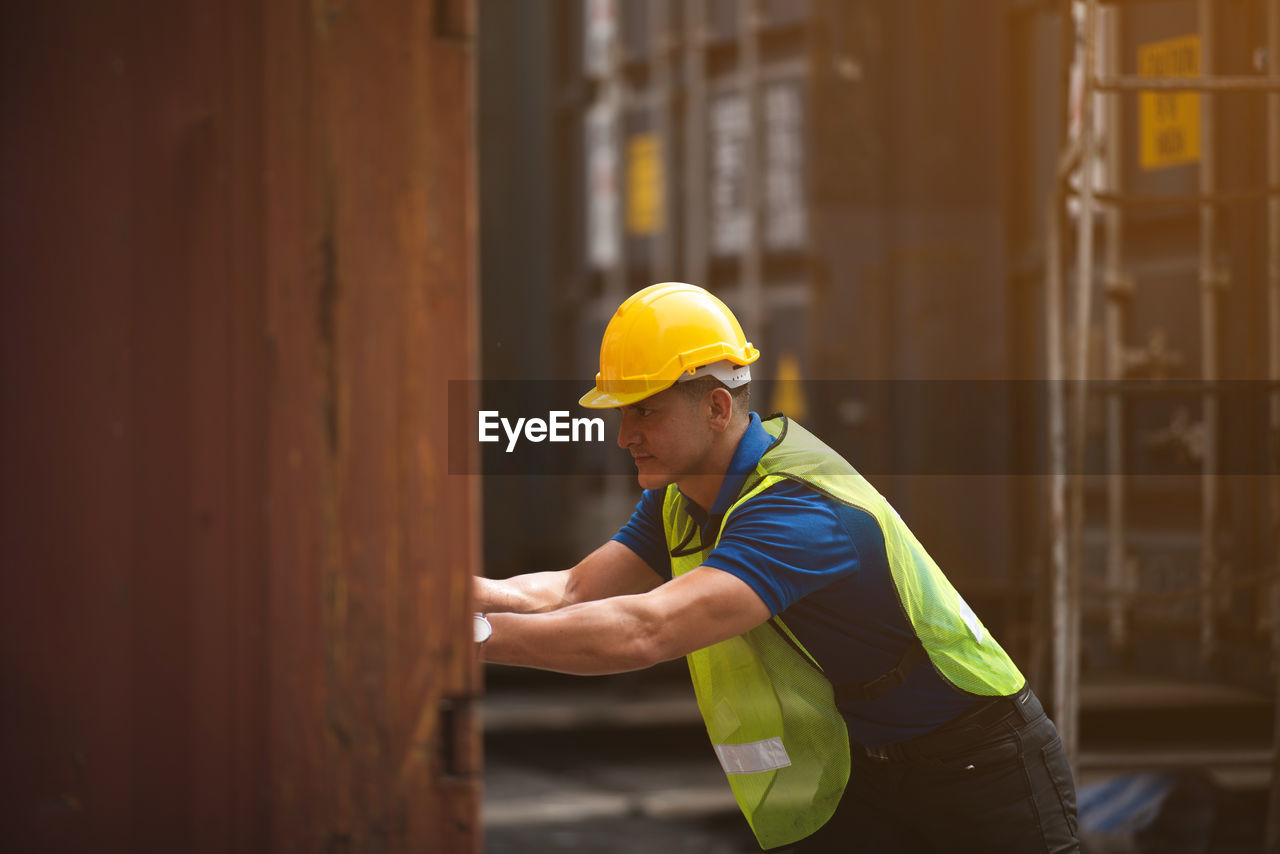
[481, 596, 665, 676]
[474, 572, 573, 614]
[478, 566, 772, 676]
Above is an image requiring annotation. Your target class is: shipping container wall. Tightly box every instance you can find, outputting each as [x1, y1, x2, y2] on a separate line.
[0, 1, 481, 850]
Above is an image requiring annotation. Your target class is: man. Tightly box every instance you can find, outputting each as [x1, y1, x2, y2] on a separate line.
[474, 282, 1079, 852]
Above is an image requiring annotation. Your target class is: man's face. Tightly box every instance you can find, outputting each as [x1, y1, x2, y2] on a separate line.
[615, 386, 715, 490]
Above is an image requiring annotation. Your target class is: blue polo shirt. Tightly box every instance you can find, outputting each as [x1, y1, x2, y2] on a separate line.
[612, 412, 985, 746]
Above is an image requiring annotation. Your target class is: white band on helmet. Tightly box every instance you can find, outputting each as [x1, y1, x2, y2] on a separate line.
[676, 359, 752, 388]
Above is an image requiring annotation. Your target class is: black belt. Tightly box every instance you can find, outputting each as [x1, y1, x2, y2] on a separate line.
[861, 684, 1037, 762]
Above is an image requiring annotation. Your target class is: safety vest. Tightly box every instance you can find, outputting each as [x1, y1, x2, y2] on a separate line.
[662, 416, 1025, 849]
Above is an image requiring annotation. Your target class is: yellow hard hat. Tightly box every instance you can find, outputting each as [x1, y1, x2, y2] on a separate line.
[579, 282, 760, 409]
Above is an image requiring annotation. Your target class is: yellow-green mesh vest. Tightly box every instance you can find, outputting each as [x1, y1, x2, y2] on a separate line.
[662, 416, 1025, 849]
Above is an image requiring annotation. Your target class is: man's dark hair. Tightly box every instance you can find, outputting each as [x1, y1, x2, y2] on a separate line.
[674, 376, 750, 417]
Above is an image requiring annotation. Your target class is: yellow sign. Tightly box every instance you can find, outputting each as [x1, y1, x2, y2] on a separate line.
[1138, 35, 1201, 171]
[769, 351, 808, 421]
[626, 134, 664, 236]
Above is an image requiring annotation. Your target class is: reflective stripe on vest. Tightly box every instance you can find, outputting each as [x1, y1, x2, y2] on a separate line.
[663, 415, 1025, 849]
[714, 737, 791, 774]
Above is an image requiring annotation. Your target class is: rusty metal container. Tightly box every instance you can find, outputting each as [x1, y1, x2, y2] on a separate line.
[0, 1, 480, 851]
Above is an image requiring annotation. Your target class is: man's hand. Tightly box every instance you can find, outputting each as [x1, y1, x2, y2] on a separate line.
[481, 565, 772, 675]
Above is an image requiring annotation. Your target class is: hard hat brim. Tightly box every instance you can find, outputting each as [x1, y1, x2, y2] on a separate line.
[578, 380, 674, 409]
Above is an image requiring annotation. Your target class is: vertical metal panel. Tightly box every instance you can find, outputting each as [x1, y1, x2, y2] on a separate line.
[585, 99, 623, 269]
[1, 0, 479, 851]
[706, 0, 741, 44]
[262, 1, 480, 851]
[708, 81, 753, 258]
[760, 72, 808, 253]
[584, 0, 618, 77]
[683, 0, 711, 284]
[807, 0, 1018, 602]
[477, 0, 559, 580]
[619, 0, 654, 62]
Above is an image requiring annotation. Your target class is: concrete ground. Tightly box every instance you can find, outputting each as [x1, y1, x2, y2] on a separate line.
[484, 813, 759, 854]
[482, 724, 759, 853]
[481, 665, 759, 853]
[479, 665, 1272, 854]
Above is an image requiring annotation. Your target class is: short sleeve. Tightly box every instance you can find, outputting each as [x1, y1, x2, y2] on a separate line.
[611, 488, 671, 578]
[701, 480, 861, 615]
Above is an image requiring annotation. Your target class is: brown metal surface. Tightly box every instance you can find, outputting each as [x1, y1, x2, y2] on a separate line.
[1, 1, 478, 851]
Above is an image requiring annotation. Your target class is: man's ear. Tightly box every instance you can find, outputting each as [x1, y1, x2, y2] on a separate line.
[706, 386, 734, 431]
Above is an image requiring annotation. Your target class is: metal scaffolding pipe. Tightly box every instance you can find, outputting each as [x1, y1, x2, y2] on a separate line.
[1101, 3, 1130, 655]
[1266, 0, 1280, 847]
[1049, 0, 1084, 772]
[1047, 170, 1073, 767]
[1075, 184, 1280, 208]
[1047, 0, 1081, 733]
[1064, 0, 1100, 767]
[1197, 0, 1222, 662]
[1095, 74, 1280, 91]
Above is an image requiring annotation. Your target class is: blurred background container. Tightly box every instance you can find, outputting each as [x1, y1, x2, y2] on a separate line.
[478, 1, 1280, 850]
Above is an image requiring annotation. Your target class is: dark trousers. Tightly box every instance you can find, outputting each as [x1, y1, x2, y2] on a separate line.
[785, 688, 1080, 854]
